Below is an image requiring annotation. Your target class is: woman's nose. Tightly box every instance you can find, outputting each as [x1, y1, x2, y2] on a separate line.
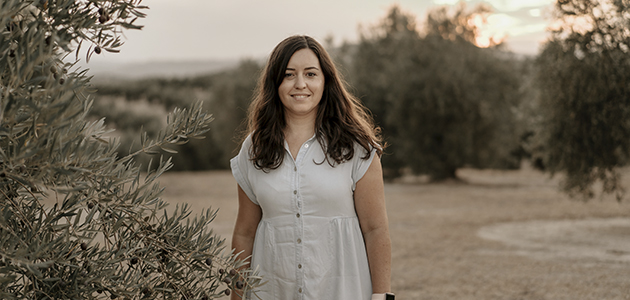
[294, 75, 306, 89]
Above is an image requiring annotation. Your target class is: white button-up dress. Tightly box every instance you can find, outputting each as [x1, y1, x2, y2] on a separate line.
[230, 134, 375, 300]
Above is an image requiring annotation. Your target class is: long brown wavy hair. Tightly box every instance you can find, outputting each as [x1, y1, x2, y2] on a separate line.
[245, 35, 383, 170]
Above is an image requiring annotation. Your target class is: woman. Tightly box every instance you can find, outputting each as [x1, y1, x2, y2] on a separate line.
[230, 35, 392, 300]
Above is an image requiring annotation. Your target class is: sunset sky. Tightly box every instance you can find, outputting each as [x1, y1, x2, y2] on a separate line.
[88, 0, 555, 66]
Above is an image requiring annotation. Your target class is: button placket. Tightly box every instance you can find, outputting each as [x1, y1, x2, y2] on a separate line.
[292, 135, 316, 299]
[293, 147, 305, 297]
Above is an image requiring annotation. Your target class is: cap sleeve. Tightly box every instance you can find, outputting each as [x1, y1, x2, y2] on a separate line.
[351, 143, 378, 191]
[230, 135, 259, 205]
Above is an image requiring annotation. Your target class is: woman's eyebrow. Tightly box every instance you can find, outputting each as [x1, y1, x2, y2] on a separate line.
[285, 66, 320, 71]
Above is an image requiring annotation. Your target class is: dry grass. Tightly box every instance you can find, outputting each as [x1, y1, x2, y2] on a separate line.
[158, 165, 630, 300]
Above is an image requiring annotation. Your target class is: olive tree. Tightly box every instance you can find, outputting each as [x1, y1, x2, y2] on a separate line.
[0, 1, 260, 299]
[352, 4, 523, 180]
[535, 0, 630, 200]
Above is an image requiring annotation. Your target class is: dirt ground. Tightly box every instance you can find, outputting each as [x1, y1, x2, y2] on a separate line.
[158, 165, 630, 300]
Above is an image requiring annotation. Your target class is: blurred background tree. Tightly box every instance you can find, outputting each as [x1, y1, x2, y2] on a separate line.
[535, 0, 630, 200]
[351, 4, 525, 180]
[0, 0, 260, 299]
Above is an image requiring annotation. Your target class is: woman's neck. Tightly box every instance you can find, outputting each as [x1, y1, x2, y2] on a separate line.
[284, 113, 316, 139]
[284, 114, 316, 159]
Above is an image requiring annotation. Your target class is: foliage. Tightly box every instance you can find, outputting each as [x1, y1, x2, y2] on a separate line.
[0, 1, 261, 299]
[352, 4, 525, 180]
[535, 0, 630, 200]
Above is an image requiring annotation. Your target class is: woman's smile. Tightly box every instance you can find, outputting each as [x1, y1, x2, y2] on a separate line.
[292, 94, 311, 100]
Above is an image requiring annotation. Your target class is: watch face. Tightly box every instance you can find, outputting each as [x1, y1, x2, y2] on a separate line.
[385, 293, 395, 300]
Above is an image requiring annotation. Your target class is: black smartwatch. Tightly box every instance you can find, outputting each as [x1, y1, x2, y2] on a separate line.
[385, 292, 395, 300]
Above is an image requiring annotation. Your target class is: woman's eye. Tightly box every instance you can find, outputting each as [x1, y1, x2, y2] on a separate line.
[284, 73, 294, 78]
[306, 72, 317, 77]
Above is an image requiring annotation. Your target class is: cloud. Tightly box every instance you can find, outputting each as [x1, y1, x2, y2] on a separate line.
[432, 0, 553, 11]
[529, 8, 542, 17]
[483, 0, 554, 11]
[433, 0, 473, 4]
[487, 13, 520, 28]
[484, 11, 548, 36]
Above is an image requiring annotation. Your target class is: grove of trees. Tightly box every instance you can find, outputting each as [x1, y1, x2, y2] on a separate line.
[87, 1, 630, 200]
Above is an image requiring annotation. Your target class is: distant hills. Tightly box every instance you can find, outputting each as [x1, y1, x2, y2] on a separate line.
[79, 59, 242, 83]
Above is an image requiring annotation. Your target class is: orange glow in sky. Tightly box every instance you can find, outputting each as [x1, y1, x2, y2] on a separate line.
[471, 14, 507, 48]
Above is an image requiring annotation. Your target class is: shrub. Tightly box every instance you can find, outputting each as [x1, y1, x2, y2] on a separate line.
[0, 1, 261, 299]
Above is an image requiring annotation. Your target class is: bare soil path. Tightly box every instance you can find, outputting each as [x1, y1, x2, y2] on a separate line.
[159, 166, 630, 300]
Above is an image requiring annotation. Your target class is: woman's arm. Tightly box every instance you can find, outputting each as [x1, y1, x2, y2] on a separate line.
[355, 156, 392, 294]
[231, 184, 262, 300]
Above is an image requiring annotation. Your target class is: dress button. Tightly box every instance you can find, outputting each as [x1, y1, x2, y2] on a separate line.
[293, 190, 297, 195]
[304, 144, 309, 148]
[298, 264, 302, 269]
[294, 166, 297, 171]
[297, 238, 302, 244]
[296, 213, 300, 218]
[299, 288, 303, 293]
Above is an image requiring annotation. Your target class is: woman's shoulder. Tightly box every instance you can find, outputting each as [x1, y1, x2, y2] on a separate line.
[233, 133, 253, 160]
[243, 132, 253, 144]
[238, 132, 253, 149]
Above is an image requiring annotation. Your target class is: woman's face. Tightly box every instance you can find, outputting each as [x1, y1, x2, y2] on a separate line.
[278, 48, 325, 121]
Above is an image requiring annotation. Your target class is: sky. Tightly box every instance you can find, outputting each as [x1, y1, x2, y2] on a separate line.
[88, 0, 555, 66]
